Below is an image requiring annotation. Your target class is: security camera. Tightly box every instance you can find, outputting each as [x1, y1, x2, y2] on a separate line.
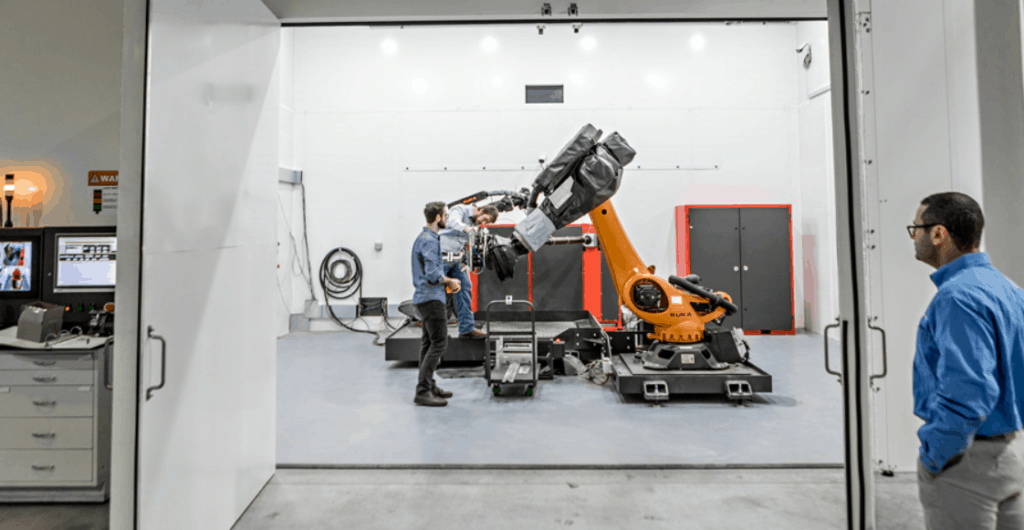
[572, 24, 581, 34]
[537, 25, 545, 35]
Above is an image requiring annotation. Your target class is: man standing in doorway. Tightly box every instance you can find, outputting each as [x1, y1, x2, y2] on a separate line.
[440, 203, 499, 339]
[911, 192, 1024, 528]
[412, 201, 461, 407]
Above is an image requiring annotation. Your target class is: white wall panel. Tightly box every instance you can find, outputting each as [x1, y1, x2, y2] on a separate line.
[291, 23, 822, 328]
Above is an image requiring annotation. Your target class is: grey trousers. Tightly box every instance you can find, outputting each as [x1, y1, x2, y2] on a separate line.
[918, 431, 1024, 530]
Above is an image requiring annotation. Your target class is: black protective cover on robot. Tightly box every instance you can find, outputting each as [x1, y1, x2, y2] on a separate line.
[668, 274, 739, 316]
[537, 132, 637, 230]
[532, 124, 602, 192]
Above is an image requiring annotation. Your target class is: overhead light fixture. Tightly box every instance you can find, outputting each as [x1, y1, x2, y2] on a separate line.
[580, 36, 596, 50]
[541, 3, 551, 16]
[382, 39, 398, 54]
[690, 35, 706, 51]
[482, 36, 499, 53]
[411, 78, 428, 95]
[568, 3, 579, 16]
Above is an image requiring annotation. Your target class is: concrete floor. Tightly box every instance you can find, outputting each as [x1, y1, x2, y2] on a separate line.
[229, 468, 925, 530]
[277, 330, 844, 465]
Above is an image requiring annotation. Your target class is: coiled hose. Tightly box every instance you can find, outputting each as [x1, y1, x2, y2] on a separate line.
[319, 247, 396, 346]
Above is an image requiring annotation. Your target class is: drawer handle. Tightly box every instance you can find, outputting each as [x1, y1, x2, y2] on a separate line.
[33, 376, 58, 383]
[31, 465, 56, 472]
[32, 433, 57, 439]
[32, 400, 57, 407]
[33, 360, 57, 366]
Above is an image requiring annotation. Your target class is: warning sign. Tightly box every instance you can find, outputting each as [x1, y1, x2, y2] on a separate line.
[88, 171, 118, 186]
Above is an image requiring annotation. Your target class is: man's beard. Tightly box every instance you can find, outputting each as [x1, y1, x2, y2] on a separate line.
[438, 218, 446, 229]
[915, 236, 935, 265]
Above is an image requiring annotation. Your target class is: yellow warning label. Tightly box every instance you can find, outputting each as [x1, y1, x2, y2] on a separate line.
[88, 171, 118, 186]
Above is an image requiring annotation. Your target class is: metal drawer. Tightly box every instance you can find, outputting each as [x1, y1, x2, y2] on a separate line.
[0, 386, 94, 418]
[0, 353, 93, 371]
[0, 449, 92, 483]
[0, 418, 93, 449]
[0, 370, 93, 386]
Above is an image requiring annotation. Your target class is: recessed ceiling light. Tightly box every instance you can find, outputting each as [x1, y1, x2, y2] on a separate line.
[690, 35, 706, 51]
[482, 36, 499, 53]
[580, 37, 597, 51]
[382, 39, 398, 54]
[647, 75, 667, 89]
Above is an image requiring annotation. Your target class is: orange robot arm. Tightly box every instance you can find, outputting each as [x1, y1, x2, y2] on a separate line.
[590, 200, 735, 344]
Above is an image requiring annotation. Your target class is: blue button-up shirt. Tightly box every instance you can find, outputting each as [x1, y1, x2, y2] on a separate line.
[412, 227, 446, 304]
[915, 252, 1024, 473]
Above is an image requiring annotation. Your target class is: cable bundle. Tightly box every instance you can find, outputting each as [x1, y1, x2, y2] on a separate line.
[319, 247, 400, 346]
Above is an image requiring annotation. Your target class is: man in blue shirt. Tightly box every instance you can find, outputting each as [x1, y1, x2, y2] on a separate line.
[911, 192, 1024, 529]
[411, 201, 461, 407]
[440, 203, 499, 339]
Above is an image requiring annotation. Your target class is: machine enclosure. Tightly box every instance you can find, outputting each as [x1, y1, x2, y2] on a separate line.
[17, 301, 64, 342]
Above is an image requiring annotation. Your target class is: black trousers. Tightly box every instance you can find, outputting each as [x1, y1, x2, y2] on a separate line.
[415, 300, 448, 395]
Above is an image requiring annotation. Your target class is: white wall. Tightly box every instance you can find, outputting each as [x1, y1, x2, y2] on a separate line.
[0, 0, 123, 227]
[291, 22, 830, 329]
[796, 21, 839, 334]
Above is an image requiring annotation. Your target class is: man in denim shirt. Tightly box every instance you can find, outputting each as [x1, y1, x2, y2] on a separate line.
[911, 192, 1024, 528]
[440, 203, 499, 339]
[411, 201, 461, 407]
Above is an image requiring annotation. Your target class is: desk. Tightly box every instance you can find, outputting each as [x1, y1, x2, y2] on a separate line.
[0, 327, 111, 502]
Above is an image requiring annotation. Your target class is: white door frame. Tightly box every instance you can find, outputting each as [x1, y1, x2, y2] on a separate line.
[110, 2, 878, 529]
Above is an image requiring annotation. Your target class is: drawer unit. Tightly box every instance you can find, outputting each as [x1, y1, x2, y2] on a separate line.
[0, 353, 93, 371]
[0, 418, 93, 449]
[0, 386, 94, 418]
[0, 450, 93, 483]
[0, 371, 93, 386]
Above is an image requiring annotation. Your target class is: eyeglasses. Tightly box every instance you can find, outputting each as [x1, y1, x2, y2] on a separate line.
[907, 224, 939, 238]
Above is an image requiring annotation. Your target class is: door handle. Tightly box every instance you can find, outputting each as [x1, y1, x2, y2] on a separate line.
[734, 266, 739, 272]
[104, 338, 114, 390]
[32, 400, 57, 407]
[743, 265, 749, 271]
[31, 465, 56, 472]
[868, 316, 888, 382]
[33, 360, 56, 367]
[146, 326, 167, 401]
[32, 376, 57, 383]
[823, 316, 842, 383]
[32, 433, 56, 439]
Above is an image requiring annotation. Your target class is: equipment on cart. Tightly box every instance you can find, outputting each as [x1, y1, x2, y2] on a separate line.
[484, 298, 539, 396]
[474, 124, 772, 402]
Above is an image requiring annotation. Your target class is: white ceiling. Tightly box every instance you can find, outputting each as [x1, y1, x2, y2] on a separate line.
[261, 0, 827, 24]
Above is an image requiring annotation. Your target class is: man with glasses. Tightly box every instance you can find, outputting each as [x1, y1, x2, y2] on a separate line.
[910, 192, 1024, 528]
[411, 201, 462, 407]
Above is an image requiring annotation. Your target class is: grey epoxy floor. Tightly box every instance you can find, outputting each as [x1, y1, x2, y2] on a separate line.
[230, 468, 925, 530]
[277, 331, 844, 465]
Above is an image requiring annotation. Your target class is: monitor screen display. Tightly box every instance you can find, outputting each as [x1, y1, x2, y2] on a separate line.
[55, 235, 116, 290]
[0, 242, 33, 292]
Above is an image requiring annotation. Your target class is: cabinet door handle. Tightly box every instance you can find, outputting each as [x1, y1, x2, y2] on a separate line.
[823, 316, 842, 383]
[743, 265, 749, 271]
[32, 433, 56, 439]
[734, 266, 739, 272]
[868, 317, 888, 382]
[104, 337, 114, 390]
[31, 465, 55, 471]
[32, 400, 57, 407]
[33, 376, 57, 383]
[146, 326, 167, 401]
[33, 360, 56, 366]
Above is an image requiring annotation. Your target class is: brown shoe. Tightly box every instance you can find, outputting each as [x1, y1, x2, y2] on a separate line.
[432, 386, 454, 398]
[414, 392, 448, 406]
[459, 329, 487, 339]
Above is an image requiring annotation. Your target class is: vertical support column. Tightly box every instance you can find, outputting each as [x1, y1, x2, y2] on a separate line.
[975, 0, 1024, 285]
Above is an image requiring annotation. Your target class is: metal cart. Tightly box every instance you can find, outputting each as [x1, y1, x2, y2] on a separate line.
[483, 297, 538, 396]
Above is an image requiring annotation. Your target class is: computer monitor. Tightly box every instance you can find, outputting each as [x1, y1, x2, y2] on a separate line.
[53, 233, 116, 292]
[0, 229, 42, 300]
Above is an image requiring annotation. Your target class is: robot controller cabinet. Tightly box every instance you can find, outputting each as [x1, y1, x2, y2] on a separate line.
[0, 226, 116, 333]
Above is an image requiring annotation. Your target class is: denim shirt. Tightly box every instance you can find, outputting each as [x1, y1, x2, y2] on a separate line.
[439, 203, 474, 254]
[411, 227, 446, 304]
[915, 252, 1024, 473]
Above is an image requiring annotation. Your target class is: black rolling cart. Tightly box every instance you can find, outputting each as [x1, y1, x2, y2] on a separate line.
[483, 298, 538, 396]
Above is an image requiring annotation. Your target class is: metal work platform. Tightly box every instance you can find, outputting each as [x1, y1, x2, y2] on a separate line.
[383, 310, 605, 364]
[611, 353, 772, 402]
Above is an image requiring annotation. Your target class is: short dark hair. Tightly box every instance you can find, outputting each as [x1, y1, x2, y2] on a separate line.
[478, 205, 499, 221]
[920, 192, 984, 252]
[423, 201, 446, 224]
